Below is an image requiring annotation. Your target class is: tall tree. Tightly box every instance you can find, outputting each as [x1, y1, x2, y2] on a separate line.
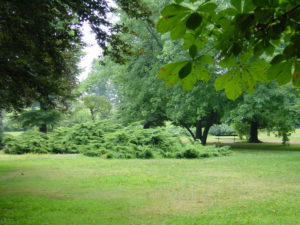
[230, 82, 300, 143]
[0, 0, 148, 111]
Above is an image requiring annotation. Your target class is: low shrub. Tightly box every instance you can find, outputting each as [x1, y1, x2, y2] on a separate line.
[3, 120, 232, 159]
[3, 130, 49, 154]
[176, 143, 231, 159]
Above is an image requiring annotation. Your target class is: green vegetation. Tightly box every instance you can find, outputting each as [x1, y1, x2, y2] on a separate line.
[157, 0, 300, 99]
[2, 121, 231, 159]
[0, 1, 299, 224]
[0, 147, 299, 225]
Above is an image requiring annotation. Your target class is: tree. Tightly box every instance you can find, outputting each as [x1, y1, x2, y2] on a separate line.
[229, 82, 300, 143]
[17, 106, 61, 133]
[0, 0, 147, 111]
[82, 95, 112, 121]
[156, 0, 300, 100]
[79, 58, 117, 104]
[165, 74, 233, 145]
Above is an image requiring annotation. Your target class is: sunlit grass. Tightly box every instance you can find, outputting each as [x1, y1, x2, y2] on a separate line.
[1, 148, 299, 225]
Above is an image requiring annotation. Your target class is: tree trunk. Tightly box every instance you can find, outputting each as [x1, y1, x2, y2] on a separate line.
[195, 120, 202, 140]
[201, 125, 211, 146]
[39, 102, 47, 133]
[181, 122, 196, 141]
[90, 108, 95, 122]
[39, 124, 47, 133]
[248, 121, 261, 143]
[143, 122, 150, 129]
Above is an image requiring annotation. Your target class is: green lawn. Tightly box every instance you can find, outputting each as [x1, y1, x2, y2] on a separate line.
[207, 128, 300, 144]
[0, 146, 300, 225]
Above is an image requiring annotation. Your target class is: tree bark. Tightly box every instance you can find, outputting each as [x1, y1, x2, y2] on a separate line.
[195, 120, 202, 140]
[201, 125, 211, 146]
[90, 108, 95, 122]
[143, 122, 150, 129]
[248, 121, 261, 143]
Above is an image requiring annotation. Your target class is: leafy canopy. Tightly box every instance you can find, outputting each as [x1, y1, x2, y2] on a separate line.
[157, 0, 300, 100]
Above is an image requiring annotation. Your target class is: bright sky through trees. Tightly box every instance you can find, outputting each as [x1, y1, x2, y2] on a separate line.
[79, 23, 101, 81]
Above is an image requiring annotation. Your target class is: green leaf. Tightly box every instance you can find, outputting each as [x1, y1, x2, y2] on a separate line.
[241, 70, 256, 93]
[180, 71, 197, 90]
[231, 0, 241, 12]
[195, 64, 210, 81]
[179, 62, 192, 79]
[161, 4, 191, 17]
[267, 61, 292, 85]
[253, 41, 264, 56]
[198, 55, 214, 64]
[182, 33, 195, 49]
[170, 24, 186, 40]
[157, 14, 186, 34]
[186, 13, 202, 30]
[243, 0, 255, 13]
[225, 75, 242, 100]
[292, 61, 300, 87]
[218, 8, 238, 17]
[182, 33, 205, 50]
[189, 45, 197, 59]
[276, 61, 293, 85]
[214, 72, 231, 91]
[158, 61, 188, 86]
[197, 3, 217, 12]
[270, 54, 285, 65]
[267, 62, 283, 80]
[265, 44, 275, 56]
[218, 58, 238, 68]
[175, 0, 184, 3]
[247, 60, 269, 82]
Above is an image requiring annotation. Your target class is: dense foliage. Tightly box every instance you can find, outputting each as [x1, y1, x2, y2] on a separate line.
[3, 121, 231, 159]
[0, 0, 148, 110]
[157, 0, 300, 100]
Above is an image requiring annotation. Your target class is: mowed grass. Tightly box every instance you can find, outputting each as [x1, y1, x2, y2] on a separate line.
[0, 146, 300, 225]
[207, 128, 300, 144]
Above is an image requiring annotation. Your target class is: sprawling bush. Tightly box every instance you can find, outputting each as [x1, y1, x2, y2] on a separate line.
[3, 120, 232, 159]
[3, 130, 48, 154]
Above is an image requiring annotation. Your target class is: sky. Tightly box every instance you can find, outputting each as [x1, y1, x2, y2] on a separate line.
[78, 0, 117, 82]
[78, 23, 102, 82]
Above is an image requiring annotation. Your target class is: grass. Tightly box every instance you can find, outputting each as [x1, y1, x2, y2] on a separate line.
[207, 128, 300, 144]
[0, 145, 300, 225]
